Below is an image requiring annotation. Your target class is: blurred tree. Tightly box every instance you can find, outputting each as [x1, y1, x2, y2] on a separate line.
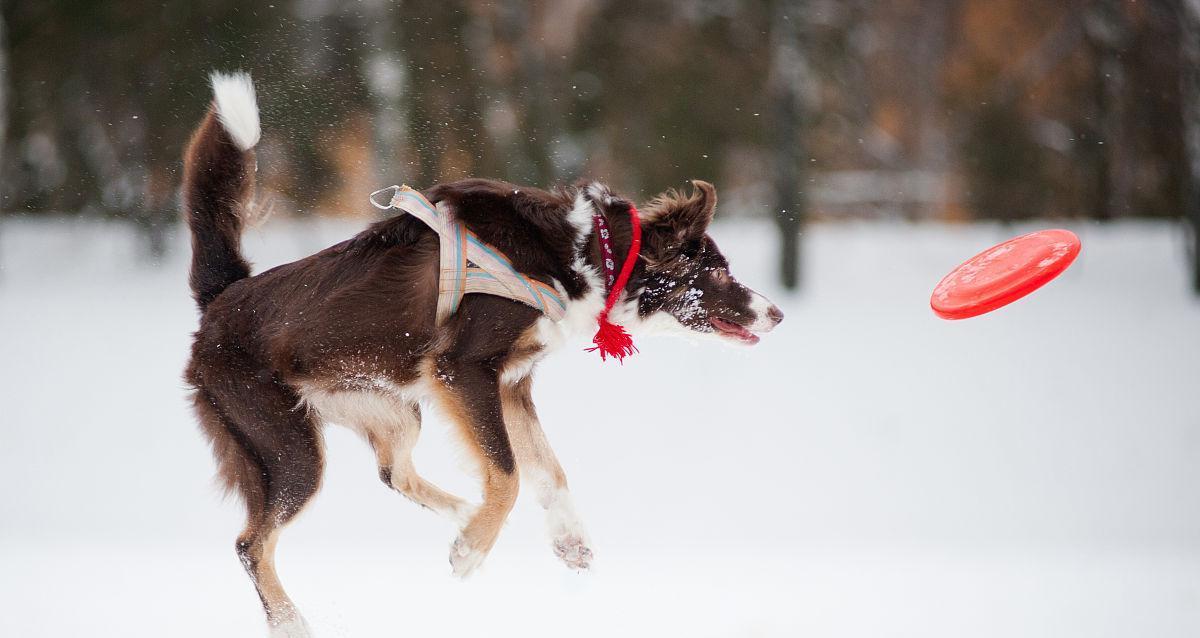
[361, 0, 409, 186]
[768, 0, 808, 289]
[565, 0, 771, 194]
[1084, 0, 1131, 221]
[947, 1, 1069, 221]
[0, 9, 7, 177]
[398, 2, 490, 186]
[960, 101, 1044, 223]
[0, 9, 6, 273]
[1, 0, 276, 247]
[1179, 0, 1200, 292]
[914, 0, 952, 187]
[472, 0, 567, 184]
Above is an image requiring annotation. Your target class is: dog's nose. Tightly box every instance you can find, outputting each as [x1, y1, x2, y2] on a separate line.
[767, 304, 784, 325]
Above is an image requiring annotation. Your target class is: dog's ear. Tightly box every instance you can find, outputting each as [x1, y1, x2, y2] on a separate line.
[641, 180, 717, 245]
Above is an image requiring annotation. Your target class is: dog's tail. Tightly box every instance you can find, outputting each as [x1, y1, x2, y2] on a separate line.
[182, 72, 261, 311]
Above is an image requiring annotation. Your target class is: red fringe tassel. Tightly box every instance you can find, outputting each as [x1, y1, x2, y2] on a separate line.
[587, 315, 639, 362]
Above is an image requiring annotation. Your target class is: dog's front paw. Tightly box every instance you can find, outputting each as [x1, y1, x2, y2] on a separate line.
[545, 493, 593, 571]
[449, 534, 488, 579]
[552, 533, 593, 571]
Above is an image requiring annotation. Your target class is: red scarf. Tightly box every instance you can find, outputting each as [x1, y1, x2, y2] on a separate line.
[587, 204, 642, 362]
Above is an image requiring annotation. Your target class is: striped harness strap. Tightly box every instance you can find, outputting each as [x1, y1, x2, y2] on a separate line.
[369, 185, 567, 324]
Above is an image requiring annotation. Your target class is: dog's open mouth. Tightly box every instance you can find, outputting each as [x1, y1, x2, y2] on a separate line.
[709, 317, 760, 345]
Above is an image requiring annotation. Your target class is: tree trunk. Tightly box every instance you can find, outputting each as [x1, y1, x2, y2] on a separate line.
[0, 11, 7, 277]
[914, 0, 951, 218]
[1085, 0, 1132, 221]
[0, 10, 7, 188]
[1181, 0, 1200, 293]
[769, 0, 807, 290]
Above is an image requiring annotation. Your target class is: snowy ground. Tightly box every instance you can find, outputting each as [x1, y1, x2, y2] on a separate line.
[1, 215, 1198, 637]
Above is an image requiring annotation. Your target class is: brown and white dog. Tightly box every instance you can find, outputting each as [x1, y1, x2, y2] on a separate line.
[184, 73, 783, 636]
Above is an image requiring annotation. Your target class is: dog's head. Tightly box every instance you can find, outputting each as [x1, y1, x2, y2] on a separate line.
[630, 180, 783, 345]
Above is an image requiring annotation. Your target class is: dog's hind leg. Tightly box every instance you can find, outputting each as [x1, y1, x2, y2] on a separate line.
[299, 387, 473, 525]
[371, 399, 474, 525]
[192, 375, 323, 638]
[501, 376, 593, 570]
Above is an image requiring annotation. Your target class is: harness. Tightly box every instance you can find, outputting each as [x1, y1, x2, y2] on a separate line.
[369, 185, 567, 324]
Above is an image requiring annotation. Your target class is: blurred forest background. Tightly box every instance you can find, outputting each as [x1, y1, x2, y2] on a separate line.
[2, 0, 1200, 289]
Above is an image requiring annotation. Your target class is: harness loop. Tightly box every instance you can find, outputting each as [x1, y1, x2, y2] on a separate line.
[369, 184, 401, 210]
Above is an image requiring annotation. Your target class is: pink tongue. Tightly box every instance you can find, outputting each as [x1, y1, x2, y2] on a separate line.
[712, 318, 757, 342]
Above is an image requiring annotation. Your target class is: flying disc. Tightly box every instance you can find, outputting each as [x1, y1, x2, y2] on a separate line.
[931, 229, 1080, 320]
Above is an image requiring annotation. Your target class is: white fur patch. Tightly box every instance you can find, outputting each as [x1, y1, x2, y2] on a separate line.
[544, 487, 583, 533]
[534, 259, 606, 351]
[300, 387, 400, 431]
[746, 290, 780, 332]
[566, 191, 594, 246]
[624, 307, 712, 340]
[269, 615, 313, 638]
[210, 71, 261, 151]
[586, 181, 614, 206]
[297, 375, 429, 432]
[499, 351, 542, 385]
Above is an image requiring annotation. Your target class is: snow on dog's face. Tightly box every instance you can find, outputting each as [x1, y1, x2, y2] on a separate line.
[634, 181, 783, 345]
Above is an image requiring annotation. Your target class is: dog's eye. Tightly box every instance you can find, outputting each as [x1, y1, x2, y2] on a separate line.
[680, 241, 702, 259]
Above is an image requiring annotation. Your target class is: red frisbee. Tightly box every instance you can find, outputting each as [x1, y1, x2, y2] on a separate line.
[931, 229, 1081, 320]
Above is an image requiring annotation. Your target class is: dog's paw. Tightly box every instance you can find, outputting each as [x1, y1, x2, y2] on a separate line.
[449, 534, 488, 579]
[552, 532, 593, 571]
[545, 493, 593, 571]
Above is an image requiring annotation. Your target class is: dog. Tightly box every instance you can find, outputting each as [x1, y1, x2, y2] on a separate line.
[183, 72, 783, 636]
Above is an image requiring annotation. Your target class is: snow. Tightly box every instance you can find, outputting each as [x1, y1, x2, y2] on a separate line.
[2, 216, 1198, 637]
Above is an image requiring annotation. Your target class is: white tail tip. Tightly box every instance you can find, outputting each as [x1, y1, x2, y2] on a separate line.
[210, 71, 260, 151]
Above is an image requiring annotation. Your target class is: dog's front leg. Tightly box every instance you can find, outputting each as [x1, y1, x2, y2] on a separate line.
[431, 354, 519, 578]
[501, 376, 593, 571]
